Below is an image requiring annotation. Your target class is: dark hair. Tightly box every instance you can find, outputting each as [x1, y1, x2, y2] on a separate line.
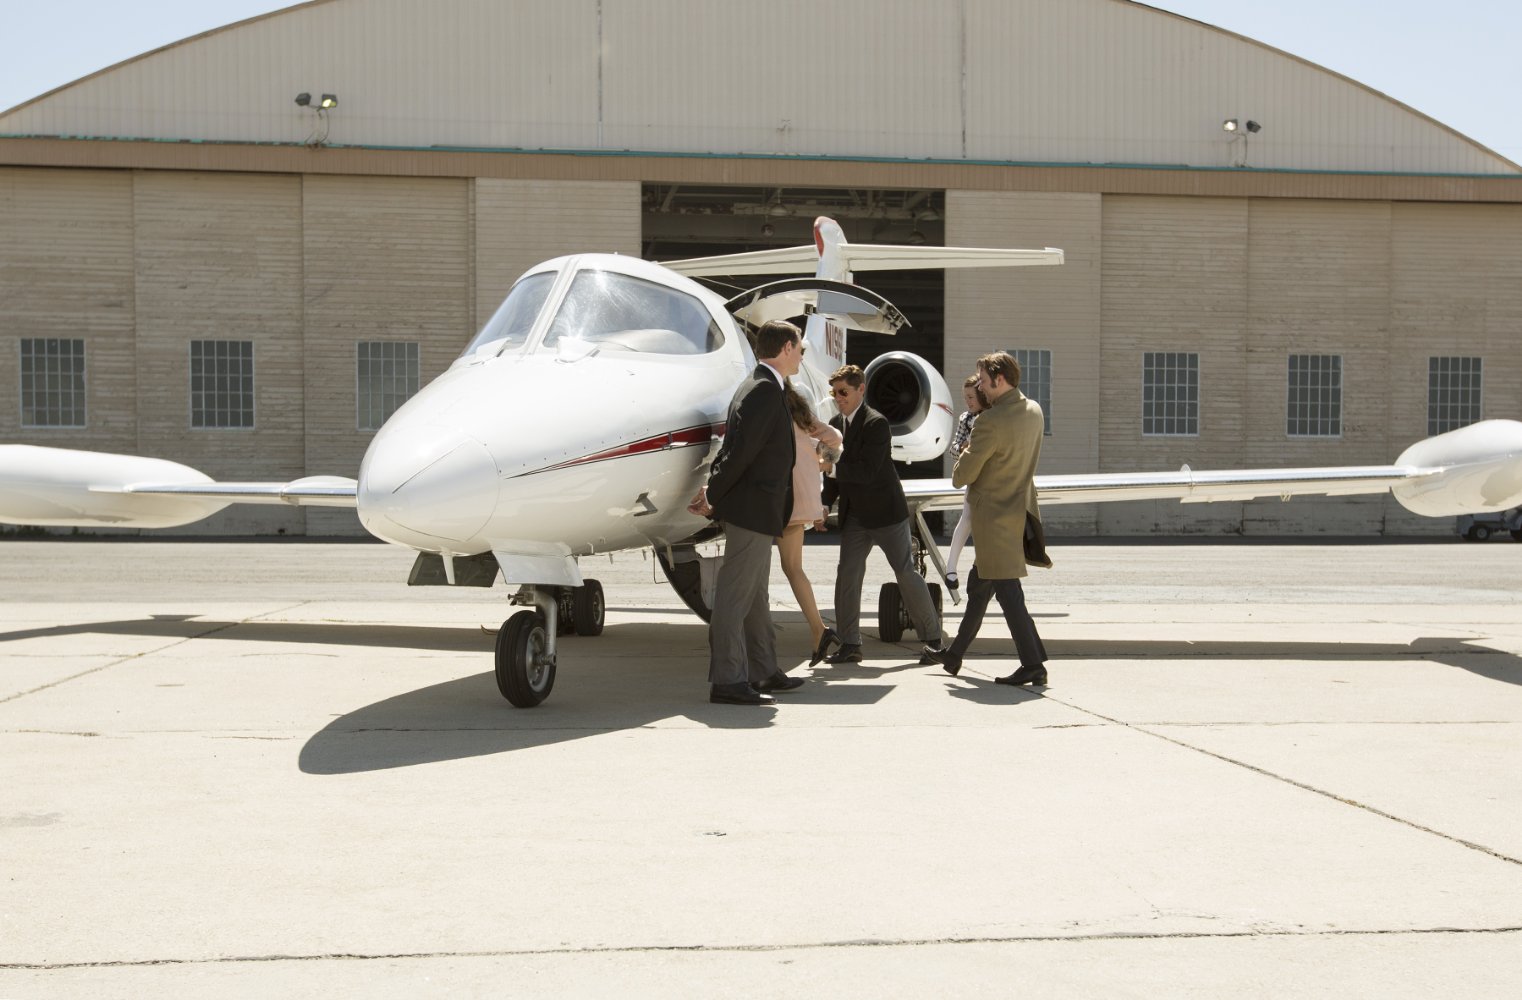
[976, 351, 1021, 390]
[784, 381, 816, 431]
[754, 319, 801, 360]
[828, 364, 865, 389]
[962, 374, 990, 409]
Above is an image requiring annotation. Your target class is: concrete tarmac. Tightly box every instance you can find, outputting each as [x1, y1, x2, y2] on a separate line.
[2, 538, 1520, 997]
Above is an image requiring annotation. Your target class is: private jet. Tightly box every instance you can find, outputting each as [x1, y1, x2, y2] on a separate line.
[4, 218, 1521, 707]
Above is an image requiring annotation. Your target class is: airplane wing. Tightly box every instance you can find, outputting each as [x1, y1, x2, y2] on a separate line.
[0, 444, 355, 529]
[902, 463, 1434, 514]
[663, 243, 1064, 278]
[105, 479, 359, 507]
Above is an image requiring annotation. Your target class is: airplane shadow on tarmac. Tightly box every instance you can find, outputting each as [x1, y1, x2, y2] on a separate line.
[3, 616, 1517, 772]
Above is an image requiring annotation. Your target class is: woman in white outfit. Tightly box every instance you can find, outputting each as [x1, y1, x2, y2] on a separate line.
[945, 375, 988, 593]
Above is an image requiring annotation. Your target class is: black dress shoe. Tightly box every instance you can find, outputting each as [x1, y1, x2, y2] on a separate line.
[824, 643, 862, 664]
[921, 644, 962, 676]
[710, 682, 775, 705]
[754, 672, 806, 694]
[994, 665, 1048, 687]
[809, 627, 840, 667]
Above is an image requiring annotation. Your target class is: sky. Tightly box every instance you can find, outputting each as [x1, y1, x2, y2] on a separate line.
[1, 0, 1518, 163]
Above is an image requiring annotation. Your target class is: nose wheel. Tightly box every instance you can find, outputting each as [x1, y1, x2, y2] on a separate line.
[495, 609, 555, 707]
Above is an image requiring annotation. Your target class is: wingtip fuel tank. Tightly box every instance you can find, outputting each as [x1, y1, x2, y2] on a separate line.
[1392, 419, 1522, 517]
[0, 445, 229, 528]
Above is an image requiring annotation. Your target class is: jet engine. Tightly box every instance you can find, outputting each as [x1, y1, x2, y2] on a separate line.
[863, 351, 956, 462]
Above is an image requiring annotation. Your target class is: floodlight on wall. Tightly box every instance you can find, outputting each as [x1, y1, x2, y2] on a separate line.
[907, 228, 927, 245]
[1222, 119, 1239, 132]
[294, 92, 311, 107]
[1245, 120, 1262, 133]
[915, 207, 940, 222]
[319, 94, 339, 110]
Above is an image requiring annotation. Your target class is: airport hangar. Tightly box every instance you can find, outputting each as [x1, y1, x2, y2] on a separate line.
[1, 0, 1519, 539]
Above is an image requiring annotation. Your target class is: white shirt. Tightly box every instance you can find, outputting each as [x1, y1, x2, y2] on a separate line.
[759, 361, 786, 388]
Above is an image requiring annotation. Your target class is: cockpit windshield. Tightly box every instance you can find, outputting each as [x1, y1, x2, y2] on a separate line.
[459, 272, 555, 359]
[540, 270, 723, 356]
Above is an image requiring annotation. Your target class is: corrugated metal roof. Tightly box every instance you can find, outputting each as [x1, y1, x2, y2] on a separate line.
[1, 0, 1515, 176]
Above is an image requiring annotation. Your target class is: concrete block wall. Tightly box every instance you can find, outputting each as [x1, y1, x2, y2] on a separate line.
[945, 190, 1102, 535]
[0, 168, 137, 457]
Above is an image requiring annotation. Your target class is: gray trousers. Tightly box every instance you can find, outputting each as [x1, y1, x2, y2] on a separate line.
[708, 523, 778, 686]
[834, 516, 942, 646]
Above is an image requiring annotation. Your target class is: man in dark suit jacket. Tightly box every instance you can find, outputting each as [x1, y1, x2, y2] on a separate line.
[822, 364, 944, 663]
[689, 320, 807, 705]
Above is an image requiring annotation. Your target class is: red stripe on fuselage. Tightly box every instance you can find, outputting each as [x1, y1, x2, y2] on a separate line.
[533, 423, 725, 475]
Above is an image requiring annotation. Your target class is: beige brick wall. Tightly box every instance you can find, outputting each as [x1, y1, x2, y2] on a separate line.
[1099, 196, 1249, 535]
[133, 171, 305, 535]
[945, 190, 1102, 535]
[0, 168, 137, 457]
[301, 174, 474, 535]
[1385, 201, 1522, 534]
[474, 179, 641, 330]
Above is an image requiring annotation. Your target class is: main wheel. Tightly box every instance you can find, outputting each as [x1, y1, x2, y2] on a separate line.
[1473, 524, 1492, 541]
[495, 609, 554, 707]
[878, 582, 905, 642]
[573, 579, 605, 636]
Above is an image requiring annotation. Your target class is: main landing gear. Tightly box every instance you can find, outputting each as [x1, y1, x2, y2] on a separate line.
[877, 510, 945, 642]
[494, 580, 604, 708]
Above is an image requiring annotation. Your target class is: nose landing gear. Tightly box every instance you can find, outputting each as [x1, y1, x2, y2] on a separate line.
[494, 580, 605, 707]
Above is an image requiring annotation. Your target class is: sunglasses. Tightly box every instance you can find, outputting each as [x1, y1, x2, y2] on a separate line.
[831, 388, 853, 397]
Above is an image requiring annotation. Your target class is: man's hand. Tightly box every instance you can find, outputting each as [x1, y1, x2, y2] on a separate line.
[687, 487, 713, 517]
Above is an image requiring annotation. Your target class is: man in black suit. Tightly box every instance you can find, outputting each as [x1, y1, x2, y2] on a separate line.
[689, 320, 808, 705]
[822, 364, 944, 663]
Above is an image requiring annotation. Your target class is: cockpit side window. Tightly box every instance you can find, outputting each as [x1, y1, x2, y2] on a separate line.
[459, 272, 555, 359]
[541, 270, 724, 356]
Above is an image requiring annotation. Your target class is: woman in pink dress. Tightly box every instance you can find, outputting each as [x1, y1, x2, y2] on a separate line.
[780, 379, 844, 665]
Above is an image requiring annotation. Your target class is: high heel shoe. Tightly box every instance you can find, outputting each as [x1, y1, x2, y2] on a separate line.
[945, 571, 960, 592]
[809, 627, 840, 667]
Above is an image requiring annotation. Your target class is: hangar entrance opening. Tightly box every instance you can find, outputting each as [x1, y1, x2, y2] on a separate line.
[641, 184, 946, 374]
[642, 184, 948, 493]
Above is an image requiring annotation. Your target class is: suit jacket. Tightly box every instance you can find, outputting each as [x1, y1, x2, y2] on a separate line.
[952, 389, 1051, 579]
[706, 366, 796, 537]
[827, 404, 908, 529]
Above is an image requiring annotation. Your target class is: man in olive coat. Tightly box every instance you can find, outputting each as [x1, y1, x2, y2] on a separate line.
[924, 351, 1052, 685]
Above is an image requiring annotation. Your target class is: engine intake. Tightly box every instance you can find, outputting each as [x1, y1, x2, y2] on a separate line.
[863, 351, 955, 463]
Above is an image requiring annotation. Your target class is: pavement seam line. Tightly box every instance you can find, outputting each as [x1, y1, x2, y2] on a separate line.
[0, 602, 310, 705]
[1039, 693, 1522, 870]
[6, 925, 1521, 970]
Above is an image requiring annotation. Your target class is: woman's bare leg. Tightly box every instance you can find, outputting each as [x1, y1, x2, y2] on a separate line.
[778, 523, 825, 648]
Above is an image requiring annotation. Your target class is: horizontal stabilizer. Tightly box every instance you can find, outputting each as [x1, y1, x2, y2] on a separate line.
[663, 243, 1063, 278]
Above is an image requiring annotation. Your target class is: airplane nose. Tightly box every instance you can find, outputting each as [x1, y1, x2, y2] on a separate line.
[358, 424, 499, 546]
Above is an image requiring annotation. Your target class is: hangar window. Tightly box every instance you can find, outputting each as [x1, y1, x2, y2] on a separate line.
[1286, 354, 1342, 437]
[19, 338, 87, 428]
[189, 340, 255, 429]
[1142, 352, 1198, 436]
[1007, 348, 1052, 435]
[357, 342, 420, 431]
[542, 270, 723, 356]
[1427, 357, 1482, 435]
